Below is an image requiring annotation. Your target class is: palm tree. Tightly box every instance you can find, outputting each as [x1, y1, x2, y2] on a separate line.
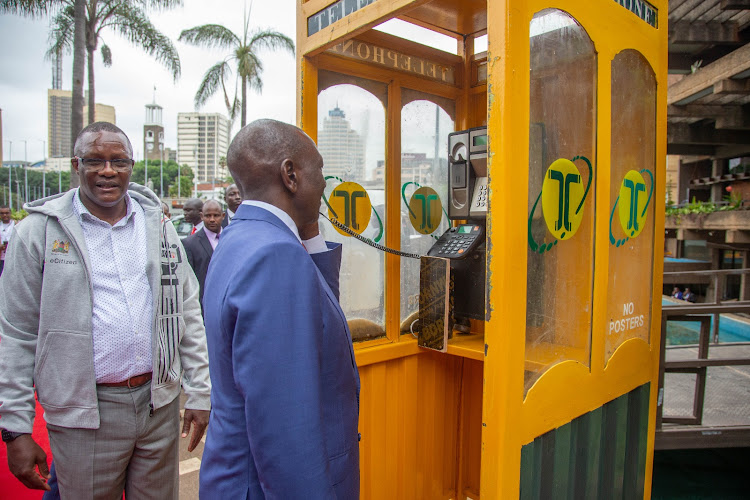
[179, 8, 295, 128]
[47, 0, 181, 124]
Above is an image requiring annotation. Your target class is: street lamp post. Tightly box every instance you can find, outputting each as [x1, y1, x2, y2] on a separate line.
[22, 140, 28, 203]
[40, 139, 46, 199]
[160, 141, 164, 198]
[7, 140, 12, 211]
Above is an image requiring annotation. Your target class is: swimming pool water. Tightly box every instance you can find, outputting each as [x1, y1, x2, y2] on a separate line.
[662, 298, 750, 345]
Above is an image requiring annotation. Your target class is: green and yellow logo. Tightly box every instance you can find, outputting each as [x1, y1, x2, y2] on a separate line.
[528, 156, 593, 254]
[326, 181, 372, 237]
[610, 169, 653, 247]
[401, 183, 444, 235]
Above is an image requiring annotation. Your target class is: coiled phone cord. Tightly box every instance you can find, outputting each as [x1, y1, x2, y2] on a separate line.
[319, 212, 422, 260]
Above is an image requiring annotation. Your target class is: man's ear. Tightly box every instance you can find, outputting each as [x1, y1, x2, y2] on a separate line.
[280, 158, 298, 194]
[71, 157, 80, 175]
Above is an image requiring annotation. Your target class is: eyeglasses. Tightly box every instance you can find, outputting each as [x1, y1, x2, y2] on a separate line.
[75, 157, 134, 172]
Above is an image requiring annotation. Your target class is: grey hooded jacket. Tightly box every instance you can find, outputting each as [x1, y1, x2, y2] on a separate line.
[0, 184, 210, 432]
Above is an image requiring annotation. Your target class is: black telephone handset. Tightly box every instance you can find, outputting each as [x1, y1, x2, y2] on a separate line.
[427, 224, 485, 259]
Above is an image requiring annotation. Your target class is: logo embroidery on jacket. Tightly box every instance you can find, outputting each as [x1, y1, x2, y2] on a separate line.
[51, 240, 70, 254]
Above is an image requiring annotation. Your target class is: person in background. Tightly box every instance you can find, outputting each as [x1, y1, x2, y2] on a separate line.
[161, 201, 171, 221]
[683, 287, 696, 302]
[672, 286, 683, 300]
[182, 199, 224, 312]
[199, 119, 360, 499]
[0, 205, 14, 276]
[222, 183, 242, 228]
[0, 122, 211, 498]
[183, 198, 204, 235]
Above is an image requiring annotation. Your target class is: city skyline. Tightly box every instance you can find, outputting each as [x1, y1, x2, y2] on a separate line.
[0, 0, 297, 163]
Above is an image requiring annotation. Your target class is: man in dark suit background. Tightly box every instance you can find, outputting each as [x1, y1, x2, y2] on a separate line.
[221, 184, 241, 228]
[198, 119, 360, 499]
[182, 199, 224, 311]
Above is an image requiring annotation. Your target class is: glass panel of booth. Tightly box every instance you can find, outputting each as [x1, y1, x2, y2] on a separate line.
[318, 75, 387, 342]
[400, 90, 455, 335]
[606, 50, 656, 361]
[525, 9, 596, 392]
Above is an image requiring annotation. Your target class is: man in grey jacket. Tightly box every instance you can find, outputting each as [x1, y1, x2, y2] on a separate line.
[0, 122, 211, 499]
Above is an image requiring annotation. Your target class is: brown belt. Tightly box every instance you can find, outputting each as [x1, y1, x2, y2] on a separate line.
[98, 372, 152, 388]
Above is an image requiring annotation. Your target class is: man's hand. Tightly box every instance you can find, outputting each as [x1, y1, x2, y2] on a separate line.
[182, 409, 210, 452]
[6, 434, 50, 491]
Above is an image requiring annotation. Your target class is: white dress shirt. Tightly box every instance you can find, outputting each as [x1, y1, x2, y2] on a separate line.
[226, 208, 235, 224]
[0, 220, 15, 260]
[72, 190, 153, 383]
[191, 221, 204, 235]
[204, 227, 220, 250]
[241, 200, 327, 254]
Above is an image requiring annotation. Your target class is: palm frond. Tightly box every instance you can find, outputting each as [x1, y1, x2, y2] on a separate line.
[109, 3, 180, 80]
[45, 4, 74, 60]
[141, 0, 183, 11]
[0, 0, 57, 17]
[100, 42, 112, 66]
[194, 61, 230, 109]
[248, 29, 295, 55]
[236, 49, 260, 79]
[178, 24, 239, 51]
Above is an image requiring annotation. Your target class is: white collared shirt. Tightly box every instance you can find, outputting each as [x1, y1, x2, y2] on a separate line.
[204, 226, 220, 250]
[72, 189, 153, 383]
[191, 221, 204, 235]
[241, 200, 327, 254]
[226, 208, 235, 224]
[0, 219, 15, 260]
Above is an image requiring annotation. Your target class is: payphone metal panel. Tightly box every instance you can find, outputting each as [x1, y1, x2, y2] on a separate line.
[448, 126, 488, 220]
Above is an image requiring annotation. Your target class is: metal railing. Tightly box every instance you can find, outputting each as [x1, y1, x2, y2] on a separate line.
[656, 269, 750, 448]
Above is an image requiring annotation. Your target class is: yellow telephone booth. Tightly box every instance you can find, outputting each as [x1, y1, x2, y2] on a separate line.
[296, 0, 667, 498]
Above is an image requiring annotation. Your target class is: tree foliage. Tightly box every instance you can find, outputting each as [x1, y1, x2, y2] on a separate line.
[179, 6, 294, 127]
[130, 160, 193, 198]
[1, 167, 72, 207]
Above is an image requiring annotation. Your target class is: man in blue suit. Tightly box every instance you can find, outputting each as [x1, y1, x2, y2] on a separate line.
[199, 119, 360, 499]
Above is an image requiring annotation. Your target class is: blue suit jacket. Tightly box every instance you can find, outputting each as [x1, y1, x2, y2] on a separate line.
[199, 205, 360, 499]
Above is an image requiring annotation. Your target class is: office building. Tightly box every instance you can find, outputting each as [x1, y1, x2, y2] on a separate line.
[47, 89, 115, 170]
[177, 112, 230, 183]
[318, 106, 366, 182]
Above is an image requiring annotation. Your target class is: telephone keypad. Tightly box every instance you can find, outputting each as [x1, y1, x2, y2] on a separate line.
[428, 224, 485, 259]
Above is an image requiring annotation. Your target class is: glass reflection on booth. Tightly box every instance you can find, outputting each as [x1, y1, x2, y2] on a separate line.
[606, 50, 656, 361]
[525, 9, 597, 392]
[318, 81, 387, 341]
[399, 94, 455, 331]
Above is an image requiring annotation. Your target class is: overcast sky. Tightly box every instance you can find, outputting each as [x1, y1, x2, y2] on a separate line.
[0, 0, 298, 162]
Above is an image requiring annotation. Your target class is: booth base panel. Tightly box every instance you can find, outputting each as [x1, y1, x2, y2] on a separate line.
[519, 383, 650, 500]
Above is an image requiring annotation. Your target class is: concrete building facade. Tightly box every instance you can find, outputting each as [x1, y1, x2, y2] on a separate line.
[176, 112, 230, 183]
[318, 106, 366, 182]
[47, 89, 115, 169]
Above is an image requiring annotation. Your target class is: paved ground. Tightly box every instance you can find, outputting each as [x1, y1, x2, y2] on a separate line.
[177, 392, 204, 500]
[662, 343, 750, 427]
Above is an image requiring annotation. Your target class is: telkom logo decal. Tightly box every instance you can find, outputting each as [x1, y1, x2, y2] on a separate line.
[528, 156, 593, 254]
[610, 169, 653, 247]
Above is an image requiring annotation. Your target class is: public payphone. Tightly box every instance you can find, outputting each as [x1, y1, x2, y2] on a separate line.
[426, 127, 488, 324]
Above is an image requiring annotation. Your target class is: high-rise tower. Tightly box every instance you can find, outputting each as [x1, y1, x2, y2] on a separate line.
[317, 106, 366, 182]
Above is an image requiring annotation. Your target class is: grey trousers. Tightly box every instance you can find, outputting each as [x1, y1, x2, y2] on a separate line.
[47, 382, 180, 500]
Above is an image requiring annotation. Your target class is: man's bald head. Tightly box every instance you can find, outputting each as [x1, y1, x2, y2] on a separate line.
[227, 119, 325, 230]
[227, 119, 317, 200]
[203, 199, 222, 212]
[183, 198, 204, 225]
